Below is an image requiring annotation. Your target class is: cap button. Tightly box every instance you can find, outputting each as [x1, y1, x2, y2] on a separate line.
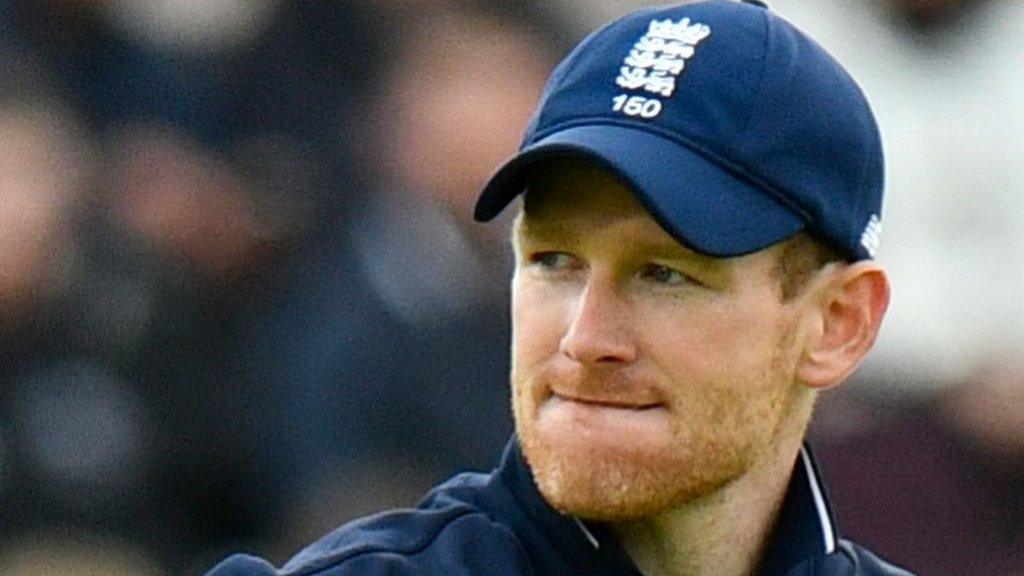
[743, 0, 769, 8]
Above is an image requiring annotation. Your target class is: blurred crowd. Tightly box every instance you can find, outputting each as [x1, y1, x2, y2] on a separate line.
[0, 0, 1019, 574]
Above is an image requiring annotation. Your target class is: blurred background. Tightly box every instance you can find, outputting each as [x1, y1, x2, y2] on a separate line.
[0, 0, 1020, 574]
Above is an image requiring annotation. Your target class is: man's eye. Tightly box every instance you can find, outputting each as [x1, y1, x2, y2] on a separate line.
[531, 252, 575, 270]
[641, 264, 692, 286]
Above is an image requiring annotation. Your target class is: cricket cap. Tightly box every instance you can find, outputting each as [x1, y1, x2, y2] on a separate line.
[474, 0, 884, 260]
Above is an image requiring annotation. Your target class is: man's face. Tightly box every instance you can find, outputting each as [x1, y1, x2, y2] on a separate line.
[510, 161, 811, 522]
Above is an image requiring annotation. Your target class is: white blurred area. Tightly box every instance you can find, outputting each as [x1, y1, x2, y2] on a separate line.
[766, 0, 1024, 390]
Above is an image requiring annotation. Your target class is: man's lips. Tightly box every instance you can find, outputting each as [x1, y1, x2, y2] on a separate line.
[548, 390, 664, 411]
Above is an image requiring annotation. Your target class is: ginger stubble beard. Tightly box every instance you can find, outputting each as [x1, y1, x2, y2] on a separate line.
[512, 328, 804, 523]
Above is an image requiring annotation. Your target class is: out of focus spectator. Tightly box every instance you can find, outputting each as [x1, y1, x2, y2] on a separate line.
[231, 4, 560, 557]
[0, 0, 397, 572]
[107, 125, 261, 278]
[2, 0, 565, 571]
[0, 46, 170, 575]
[770, 0, 1024, 387]
[0, 54, 86, 331]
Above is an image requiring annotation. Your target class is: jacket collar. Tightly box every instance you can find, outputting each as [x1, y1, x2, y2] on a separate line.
[759, 444, 840, 575]
[494, 437, 840, 576]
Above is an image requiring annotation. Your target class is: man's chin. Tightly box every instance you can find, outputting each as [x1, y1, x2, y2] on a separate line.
[520, 435, 716, 522]
[518, 417, 761, 524]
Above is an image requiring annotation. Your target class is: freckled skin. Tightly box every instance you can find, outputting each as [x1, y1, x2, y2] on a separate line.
[510, 162, 808, 522]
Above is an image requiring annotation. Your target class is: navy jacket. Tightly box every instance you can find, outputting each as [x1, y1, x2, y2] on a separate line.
[208, 438, 917, 576]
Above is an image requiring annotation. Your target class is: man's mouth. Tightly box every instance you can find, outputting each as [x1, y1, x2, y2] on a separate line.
[549, 391, 663, 411]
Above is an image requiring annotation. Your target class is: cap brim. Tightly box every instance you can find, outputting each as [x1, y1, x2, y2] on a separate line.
[474, 125, 805, 258]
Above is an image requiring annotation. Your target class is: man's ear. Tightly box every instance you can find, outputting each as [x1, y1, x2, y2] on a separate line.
[796, 262, 890, 389]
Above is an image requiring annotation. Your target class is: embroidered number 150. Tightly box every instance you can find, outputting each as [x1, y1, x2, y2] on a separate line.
[612, 94, 662, 119]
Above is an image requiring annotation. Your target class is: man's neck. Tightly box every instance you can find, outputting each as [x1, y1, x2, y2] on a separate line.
[606, 409, 810, 576]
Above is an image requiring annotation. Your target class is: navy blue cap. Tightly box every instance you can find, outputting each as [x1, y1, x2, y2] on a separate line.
[474, 0, 884, 261]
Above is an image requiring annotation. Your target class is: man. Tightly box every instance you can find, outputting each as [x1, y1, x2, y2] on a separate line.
[208, 1, 915, 575]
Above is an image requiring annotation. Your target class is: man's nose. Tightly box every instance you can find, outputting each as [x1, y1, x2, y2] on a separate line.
[559, 279, 637, 365]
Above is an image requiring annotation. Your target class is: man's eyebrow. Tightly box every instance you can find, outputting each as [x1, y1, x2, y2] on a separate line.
[625, 238, 733, 273]
[515, 220, 574, 242]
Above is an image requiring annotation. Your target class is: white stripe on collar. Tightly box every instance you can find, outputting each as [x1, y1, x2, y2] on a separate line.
[799, 446, 837, 554]
[573, 516, 601, 549]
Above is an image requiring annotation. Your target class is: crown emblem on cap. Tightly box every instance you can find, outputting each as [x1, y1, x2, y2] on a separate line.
[612, 18, 711, 119]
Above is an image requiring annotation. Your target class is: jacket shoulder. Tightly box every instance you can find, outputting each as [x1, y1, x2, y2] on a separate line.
[282, 509, 531, 575]
[208, 473, 534, 576]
